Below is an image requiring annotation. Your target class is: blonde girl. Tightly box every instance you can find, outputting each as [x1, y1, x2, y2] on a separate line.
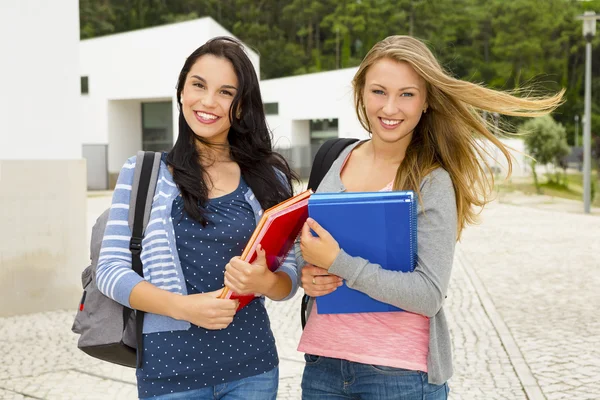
[297, 35, 563, 400]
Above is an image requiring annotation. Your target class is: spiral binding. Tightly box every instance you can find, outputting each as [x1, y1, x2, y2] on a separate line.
[410, 191, 418, 269]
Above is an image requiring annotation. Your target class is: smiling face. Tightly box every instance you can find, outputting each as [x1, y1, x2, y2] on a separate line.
[180, 54, 239, 145]
[362, 58, 428, 144]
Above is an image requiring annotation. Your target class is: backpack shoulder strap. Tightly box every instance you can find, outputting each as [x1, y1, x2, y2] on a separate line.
[307, 138, 360, 191]
[128, 150, 161, 368]
[129, 151, 162, 238]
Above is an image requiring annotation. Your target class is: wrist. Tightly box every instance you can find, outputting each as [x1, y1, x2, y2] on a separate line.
[260, 269, 278, 297]
[325, 248, 341, 270]
[167, 293, 187, 321]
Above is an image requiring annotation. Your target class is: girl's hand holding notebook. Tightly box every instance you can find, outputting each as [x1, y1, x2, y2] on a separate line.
[224, 245, 271, 296]
[219, 189, 313, 310]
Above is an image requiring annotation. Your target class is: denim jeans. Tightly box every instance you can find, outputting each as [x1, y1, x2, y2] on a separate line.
[143, 367, 278, 400]
[301, 355, 449, 400]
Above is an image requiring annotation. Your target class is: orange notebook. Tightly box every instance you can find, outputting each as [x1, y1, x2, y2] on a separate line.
[219, 189, 313, 310]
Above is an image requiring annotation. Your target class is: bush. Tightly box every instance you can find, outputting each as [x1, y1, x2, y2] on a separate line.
[521, 116, 570, 193]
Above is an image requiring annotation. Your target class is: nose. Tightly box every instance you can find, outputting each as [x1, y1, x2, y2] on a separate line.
[200, 92, 216, 108]
[382, 96, 399, 116]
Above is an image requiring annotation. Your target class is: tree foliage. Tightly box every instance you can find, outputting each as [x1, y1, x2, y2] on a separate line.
[521, 115, 570, 190]
[522, 116, 570, 166]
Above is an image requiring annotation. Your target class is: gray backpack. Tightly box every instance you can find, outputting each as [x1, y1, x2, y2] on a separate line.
[72, 151, 162, 368]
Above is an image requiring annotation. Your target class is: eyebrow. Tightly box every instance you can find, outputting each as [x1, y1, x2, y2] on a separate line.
[371, 83, 420, 91]
[190, 75, 238, 91]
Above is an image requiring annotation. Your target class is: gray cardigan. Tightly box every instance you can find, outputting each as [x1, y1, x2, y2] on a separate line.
[296, 141, 457, 385]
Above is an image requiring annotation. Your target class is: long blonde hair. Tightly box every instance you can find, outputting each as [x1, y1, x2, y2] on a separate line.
[353, 35, 564, 238]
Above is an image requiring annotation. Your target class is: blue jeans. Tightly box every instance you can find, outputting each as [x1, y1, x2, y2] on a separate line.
[301, 355, 449, 400]
[144, 367, 278, 400]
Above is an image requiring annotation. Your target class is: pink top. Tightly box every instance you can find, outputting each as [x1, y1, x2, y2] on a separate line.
[297, 152, 430, 372]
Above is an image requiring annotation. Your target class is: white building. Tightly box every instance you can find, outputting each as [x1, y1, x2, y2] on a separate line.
[79, 17, 367, 187]
[80, 17, 261, 188]
[0, 0, 87, 316]
[261, 68, 366, 177]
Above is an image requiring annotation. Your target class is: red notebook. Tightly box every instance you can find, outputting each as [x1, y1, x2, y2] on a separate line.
[219, 189, 312, 310]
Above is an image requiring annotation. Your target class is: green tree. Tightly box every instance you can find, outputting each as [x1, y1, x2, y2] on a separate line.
[522, 115, 570, 192]
[79, 0, 116, 39]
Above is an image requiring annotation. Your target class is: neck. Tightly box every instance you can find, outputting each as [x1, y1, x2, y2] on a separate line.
[195, 139, 231, 166]
[366, 134, 411, 166]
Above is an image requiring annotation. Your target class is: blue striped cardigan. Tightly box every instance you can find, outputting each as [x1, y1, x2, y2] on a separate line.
[96, 156, 299, 334]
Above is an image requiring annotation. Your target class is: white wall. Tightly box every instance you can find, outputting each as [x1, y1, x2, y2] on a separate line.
[502, 138, 530, 176]
[108, 100, 143, 173]
[0, 0, 87, 316]
[0, 159, 87, 316]
[80, 17, 259, 171]
[480, 137, 531, 177]
[268, 117, 292, 148]
[262, 68, 368, 146]
[81, 95, 108, 145]
[291, 120, 310, 147]
[0, 0, 82, 159]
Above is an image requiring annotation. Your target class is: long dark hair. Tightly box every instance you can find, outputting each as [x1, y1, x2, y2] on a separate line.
[167, 37, 297, 225]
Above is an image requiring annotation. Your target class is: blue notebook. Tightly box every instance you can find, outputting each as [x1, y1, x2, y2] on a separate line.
[309, 191, 417, 314]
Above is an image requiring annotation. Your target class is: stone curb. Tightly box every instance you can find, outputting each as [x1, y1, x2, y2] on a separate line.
[457, 249, 546, 400]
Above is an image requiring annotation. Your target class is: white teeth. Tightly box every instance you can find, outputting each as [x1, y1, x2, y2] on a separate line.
[196, 111, 218, 120]
[381, 118, 400, 126]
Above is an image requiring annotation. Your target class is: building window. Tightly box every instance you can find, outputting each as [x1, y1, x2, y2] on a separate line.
[310, 119, 338, 144]
[264, 102, 279, 115]
[81, 76, 89, 95]
[310, 118, 339, 173]
[142, 101, 173, 152]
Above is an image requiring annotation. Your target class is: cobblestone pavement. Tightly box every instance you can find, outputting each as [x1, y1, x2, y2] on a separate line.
[458, 202, 600, 400]
[0, 197, 598, 399]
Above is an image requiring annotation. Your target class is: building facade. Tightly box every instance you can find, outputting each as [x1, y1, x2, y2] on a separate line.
[0, 0, 87, 316]
[80, 17, 260, 188]
[79, 18, 369, 185]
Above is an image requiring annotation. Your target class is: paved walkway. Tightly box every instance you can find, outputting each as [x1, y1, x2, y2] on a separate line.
[457, 201, 600, 400]
[0, 195, 598, 399]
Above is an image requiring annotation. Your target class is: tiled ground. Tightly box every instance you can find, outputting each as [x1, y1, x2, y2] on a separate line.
[1, 196, 598, 399]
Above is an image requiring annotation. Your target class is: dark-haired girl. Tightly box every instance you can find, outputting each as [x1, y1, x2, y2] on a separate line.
[97, 37, 299, 399]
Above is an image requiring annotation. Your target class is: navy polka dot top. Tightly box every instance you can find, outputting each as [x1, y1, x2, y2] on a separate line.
[137, 177, 278, 398]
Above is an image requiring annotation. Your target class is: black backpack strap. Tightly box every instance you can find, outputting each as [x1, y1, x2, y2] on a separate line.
[307, 138, 360, 191]
[301, 138, 359, 329]
[123, 151, 161, 368]
[300, 293, 310, 330]
[130, 151, 161, 276]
